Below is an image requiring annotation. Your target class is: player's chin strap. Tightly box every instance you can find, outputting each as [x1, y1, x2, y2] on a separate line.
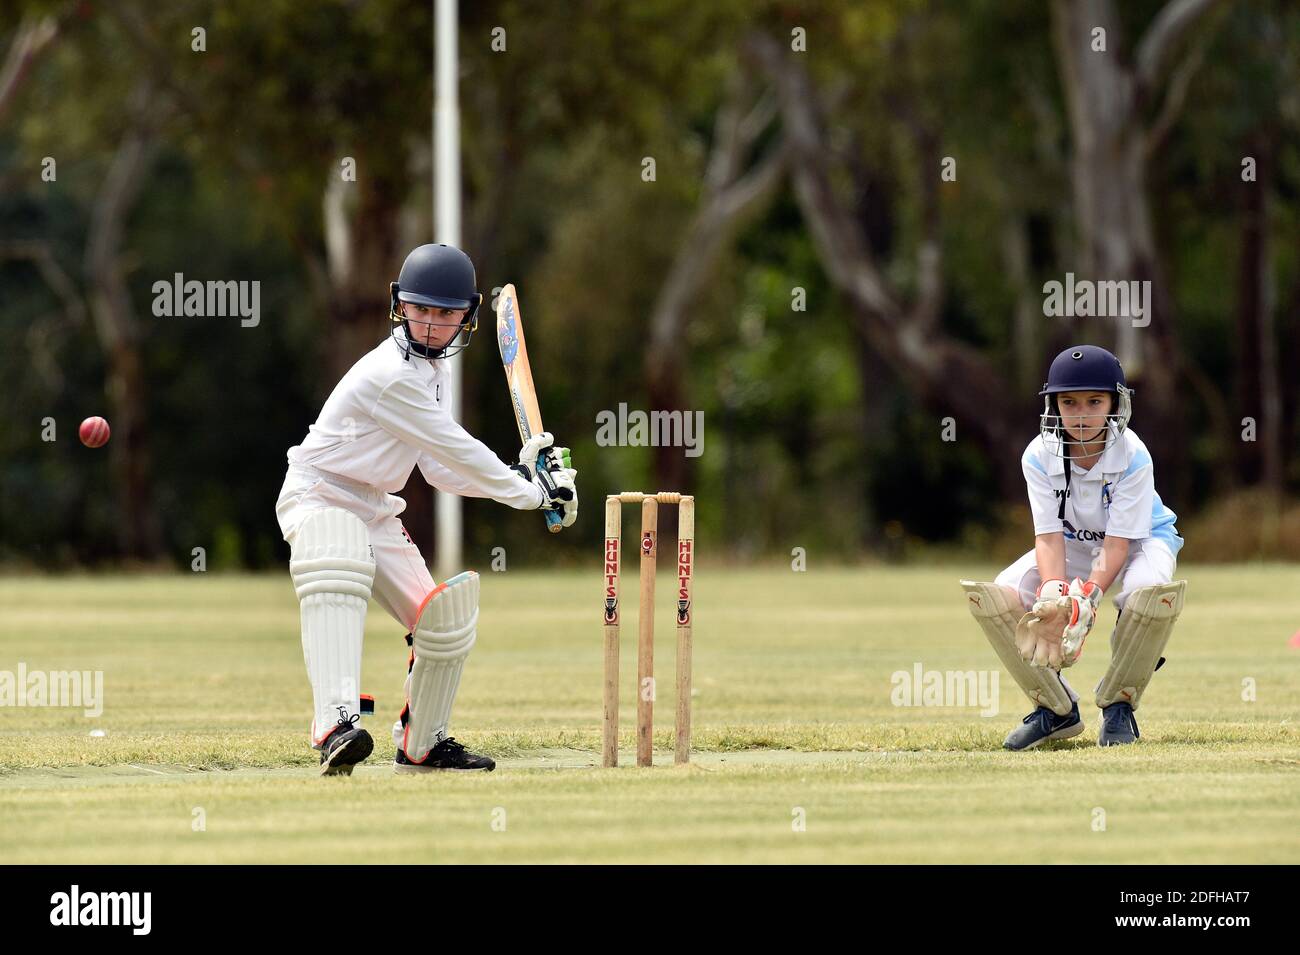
[1056, 427, 1107, 527]
[1054, 420, 1101, 527]
[1058, 452, 1072, 526]
[1050, 395, 1071, 527]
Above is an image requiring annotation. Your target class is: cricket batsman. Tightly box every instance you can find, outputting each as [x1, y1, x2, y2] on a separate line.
[962, 345, 1186, 750]
[274, 244, 577, 775]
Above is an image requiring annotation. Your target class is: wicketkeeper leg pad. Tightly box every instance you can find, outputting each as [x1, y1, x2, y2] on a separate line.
[1095, 581, 1186, 709]
[400, 571, 479, 763]
[961, 580, 1073, 716]
[290, 507, 376, 746]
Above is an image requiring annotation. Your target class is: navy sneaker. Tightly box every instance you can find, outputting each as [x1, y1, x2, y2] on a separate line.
[1003, 701, 1084, 751]
[395, 737, 496, 773]
[319, 711, 373, 777]
[1098, 701, 1140, 746]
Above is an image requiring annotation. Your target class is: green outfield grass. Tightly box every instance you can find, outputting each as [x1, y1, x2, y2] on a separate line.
[1, 565, 1297, 863]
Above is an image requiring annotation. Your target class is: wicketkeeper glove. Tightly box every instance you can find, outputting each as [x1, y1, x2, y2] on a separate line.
[1017, 577, 1095, 670]
[1059, 578, 1103, 663]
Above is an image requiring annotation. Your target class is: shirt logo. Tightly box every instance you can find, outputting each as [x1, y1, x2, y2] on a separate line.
[1101, 482, 1113, 510]
[1062, 518, 1106, 543]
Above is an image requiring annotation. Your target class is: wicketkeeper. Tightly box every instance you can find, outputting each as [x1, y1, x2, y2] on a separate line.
[963, 345, 1186, 750]
[275, 244, 577, 775]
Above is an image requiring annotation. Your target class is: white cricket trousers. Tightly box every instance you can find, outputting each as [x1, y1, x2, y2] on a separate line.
[995, 537, 1177, 613]
[275, 465, 436, 633]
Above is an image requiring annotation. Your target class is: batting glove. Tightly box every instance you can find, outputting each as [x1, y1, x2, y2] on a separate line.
[517, 432, 554, 476]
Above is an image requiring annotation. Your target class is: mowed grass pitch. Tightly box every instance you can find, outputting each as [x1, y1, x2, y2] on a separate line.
[0, 565, 1297, 864]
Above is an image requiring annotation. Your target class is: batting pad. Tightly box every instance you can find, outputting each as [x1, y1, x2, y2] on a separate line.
[1096, 580, 1186, 709]
[961, 580, 1073, 716]
[290, 508, 375, 746]
[401, 571, 480, 762]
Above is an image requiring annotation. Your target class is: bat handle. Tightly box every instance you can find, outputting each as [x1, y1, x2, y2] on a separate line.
[544, 506, 563, 532]
[536, 448, 567, 532]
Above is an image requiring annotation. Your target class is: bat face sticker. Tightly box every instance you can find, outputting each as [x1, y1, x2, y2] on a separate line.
[497, 300, 519, 364]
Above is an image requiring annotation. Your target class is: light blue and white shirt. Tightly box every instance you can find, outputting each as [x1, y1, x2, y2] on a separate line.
[1021, 428, 1183, 557]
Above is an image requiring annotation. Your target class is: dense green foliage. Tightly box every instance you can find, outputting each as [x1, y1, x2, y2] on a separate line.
[1, 1, 1296, 568]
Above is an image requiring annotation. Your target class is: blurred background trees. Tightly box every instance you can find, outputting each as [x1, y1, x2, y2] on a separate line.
[1, 0, 1296, 569]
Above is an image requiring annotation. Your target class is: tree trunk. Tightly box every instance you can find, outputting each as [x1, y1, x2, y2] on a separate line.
[747, 32, 1027, 500]
[322, 169, 406, 383]
[1244, 130, 1283, 495]
[1001, 215, 1042, 394]
[849, 331, 889, 549]
[0, 13, 62, 123]
[1050, 0, 1227, 505]
[644, 69, 785, 495]
[1234, 134, 1265, 486]
[85, 83, 165, 560]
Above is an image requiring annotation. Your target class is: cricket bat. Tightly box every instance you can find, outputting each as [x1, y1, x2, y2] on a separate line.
[496, 283, 564, 532]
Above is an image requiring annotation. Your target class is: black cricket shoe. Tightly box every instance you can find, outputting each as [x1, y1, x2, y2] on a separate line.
[395, 737, 496, 773]
[1003, 700, 1084, 751]
[319, 711, 373, 777]
[1098, 701, 1140, 746]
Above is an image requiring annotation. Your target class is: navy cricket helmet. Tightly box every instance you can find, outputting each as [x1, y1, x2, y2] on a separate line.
[389, 244, 482, 360]
[1040, 344, 1127, 395]
[1038, 345, 1133, 457]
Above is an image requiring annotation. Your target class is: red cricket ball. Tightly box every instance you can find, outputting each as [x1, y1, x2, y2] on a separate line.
[79, 416, 111, 448]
